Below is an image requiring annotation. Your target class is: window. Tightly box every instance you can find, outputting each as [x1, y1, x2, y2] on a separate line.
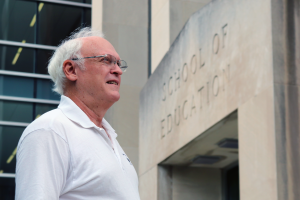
[38, 3, 91, 46]
[0, 1, 36, 43]
[0, 45, 35, 73]
[0, 126, 25, 174]
[0, 0, 91, 198]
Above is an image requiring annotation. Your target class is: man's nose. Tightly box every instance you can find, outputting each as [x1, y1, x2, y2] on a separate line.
[111, 63, 123, 75]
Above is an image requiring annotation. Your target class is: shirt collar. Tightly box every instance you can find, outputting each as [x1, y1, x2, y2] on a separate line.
[58, 95, 118, 138]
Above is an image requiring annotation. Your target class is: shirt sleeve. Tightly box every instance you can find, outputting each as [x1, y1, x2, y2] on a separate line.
[15, 129, 70, 200]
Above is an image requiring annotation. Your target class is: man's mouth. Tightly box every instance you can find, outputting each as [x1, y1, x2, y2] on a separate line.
[106, 81, 118, 85]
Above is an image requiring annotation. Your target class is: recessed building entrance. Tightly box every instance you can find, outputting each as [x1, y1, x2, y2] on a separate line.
[157, 112, 239, 200]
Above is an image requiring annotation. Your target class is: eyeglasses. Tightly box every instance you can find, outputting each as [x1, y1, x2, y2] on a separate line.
[71, 54, 128, 72]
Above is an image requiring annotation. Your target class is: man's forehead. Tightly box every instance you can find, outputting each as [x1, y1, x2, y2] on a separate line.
[80, 36, 119, 58]
[81, 36, 106, 45]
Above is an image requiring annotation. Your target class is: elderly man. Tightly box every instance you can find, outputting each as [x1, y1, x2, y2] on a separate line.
[15, 28, 140, 200]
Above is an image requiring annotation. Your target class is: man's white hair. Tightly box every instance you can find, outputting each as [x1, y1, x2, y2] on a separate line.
[48, 27, 104, 95]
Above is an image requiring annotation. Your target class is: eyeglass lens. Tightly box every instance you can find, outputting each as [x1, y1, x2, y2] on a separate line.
[105, 54, 127, 72]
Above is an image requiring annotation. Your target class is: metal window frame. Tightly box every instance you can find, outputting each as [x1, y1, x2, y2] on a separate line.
[0, 173, 15, 178]
[0, 70, 52, 79]
[0, 95, 60, 105]
[0, 40, 57, 51]
[23, 0, 92, 8]
[0, 121, 30, 127]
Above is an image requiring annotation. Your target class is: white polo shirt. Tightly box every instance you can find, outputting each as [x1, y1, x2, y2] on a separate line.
[15, 95, 140, 200]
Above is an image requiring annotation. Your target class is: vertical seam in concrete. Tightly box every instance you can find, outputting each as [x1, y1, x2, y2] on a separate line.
[270, 0, 280, 199]
[283, 1, 299, 199]
[271, 0, 284, 198]
[148, 0, 152, 77]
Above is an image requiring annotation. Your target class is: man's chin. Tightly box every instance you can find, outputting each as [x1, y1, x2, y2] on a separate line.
[109, 93, 120, 103]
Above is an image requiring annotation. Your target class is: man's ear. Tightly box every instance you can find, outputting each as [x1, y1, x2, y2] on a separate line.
[63, 60, 78, 82]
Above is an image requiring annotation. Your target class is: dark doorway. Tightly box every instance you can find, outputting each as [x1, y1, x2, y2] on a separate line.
[225, 165, 240, 200]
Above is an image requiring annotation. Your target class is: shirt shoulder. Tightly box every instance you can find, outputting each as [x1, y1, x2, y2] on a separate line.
[19, 108, 71, 145]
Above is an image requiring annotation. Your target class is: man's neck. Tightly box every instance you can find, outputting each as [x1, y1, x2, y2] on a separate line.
[65, 93, 110, 128]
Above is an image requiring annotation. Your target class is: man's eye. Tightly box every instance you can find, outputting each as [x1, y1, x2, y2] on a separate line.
[99, 57, 109, 64]
[104, 57, 113, 64]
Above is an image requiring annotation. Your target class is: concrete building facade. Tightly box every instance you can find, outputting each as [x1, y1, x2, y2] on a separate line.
[140, 0, 300, 200]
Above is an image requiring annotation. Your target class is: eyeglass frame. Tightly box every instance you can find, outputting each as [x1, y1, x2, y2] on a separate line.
[71, 54, 128, 72]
